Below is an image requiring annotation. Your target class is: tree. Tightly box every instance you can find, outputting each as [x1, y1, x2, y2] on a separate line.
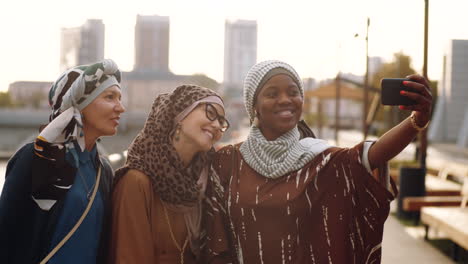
[0, 91, 13, 108]
[370, 52, 417, 133]
[370, 52, 416, 89]
[188, 74, 219, 91]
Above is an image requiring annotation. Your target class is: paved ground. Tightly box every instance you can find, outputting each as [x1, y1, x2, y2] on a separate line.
[382, 203, 456, 264]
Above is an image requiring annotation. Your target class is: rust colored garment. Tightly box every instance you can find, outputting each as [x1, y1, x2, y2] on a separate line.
[109, 169, 196, 264]
[206, 142, 396, 264]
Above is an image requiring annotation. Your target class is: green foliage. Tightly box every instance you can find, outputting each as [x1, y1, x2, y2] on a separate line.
[370, 52, 418, 131]
[0, 91, 13, 108]
[189, 74, 219, 91]
[370, 52, 416, 89]
[30, 91, 46, 109]
[303, 112, 328, 127]
[389, 159, 419, 170]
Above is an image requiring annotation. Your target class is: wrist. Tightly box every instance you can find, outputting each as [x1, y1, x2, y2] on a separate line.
[410, 112, 429, 131]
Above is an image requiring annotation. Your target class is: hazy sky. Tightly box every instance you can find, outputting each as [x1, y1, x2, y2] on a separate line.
[1, 0, 467, 92]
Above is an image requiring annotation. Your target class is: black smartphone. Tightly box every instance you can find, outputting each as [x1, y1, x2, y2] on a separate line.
[380, 78, 417, 105]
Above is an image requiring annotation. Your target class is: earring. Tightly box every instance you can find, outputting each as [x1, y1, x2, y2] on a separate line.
[174, 124, 181, 141]
[253, 110, 259, 127]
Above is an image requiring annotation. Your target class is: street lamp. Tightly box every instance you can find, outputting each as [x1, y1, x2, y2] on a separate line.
[355, 17, 370, 140]
[364, 17, 370, 139]
[419, 0, 429, 168]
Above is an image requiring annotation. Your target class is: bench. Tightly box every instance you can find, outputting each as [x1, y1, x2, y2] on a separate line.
[393, 166, 464, 196]
[402, 168, 466, 213]
[425, 174, 462, 196]
[421, 177, 468, 260]
[421, 207, 468, 248]
[421, 207, 468, 260]
[437, 163, 468, 182]
[403, 196, 463, 212]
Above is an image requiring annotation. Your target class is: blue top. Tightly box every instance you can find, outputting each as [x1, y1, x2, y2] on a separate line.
[48, 146, 103, 264]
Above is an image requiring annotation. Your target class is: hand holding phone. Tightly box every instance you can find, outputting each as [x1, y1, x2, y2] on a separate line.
[380, 78, 418, 106]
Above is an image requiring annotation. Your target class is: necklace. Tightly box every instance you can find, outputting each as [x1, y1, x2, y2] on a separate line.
[77, 170, 96, 200]
[161, 198, 188, 264]
[75, 150, 98, 200]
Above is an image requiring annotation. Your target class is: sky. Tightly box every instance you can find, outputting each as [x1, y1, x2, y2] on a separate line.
[1, 0, 467, 92]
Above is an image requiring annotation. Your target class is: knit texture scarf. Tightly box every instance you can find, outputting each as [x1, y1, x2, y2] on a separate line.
[239, 125, 331, 179]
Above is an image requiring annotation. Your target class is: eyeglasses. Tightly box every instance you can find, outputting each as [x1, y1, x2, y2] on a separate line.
[205, 103, 230, 132]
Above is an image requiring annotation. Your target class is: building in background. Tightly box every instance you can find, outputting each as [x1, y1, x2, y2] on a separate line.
[368, 56, 383, 77]
[305, 81, 364, 130]
[223, 19, 257, 88]
[429, 39, 468, 147]
[134, 15, 170, 72]
[60, 19, 105, 72]
[8, 81, 52, 109]
[122, 71, 219, 112]
[302, 78, 317, 91]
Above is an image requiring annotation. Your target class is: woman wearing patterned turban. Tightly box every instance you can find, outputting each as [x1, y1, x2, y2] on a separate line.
[205, 60, 433, 263]
[0, 59, 125, 263]
[109, 85, 230, 264]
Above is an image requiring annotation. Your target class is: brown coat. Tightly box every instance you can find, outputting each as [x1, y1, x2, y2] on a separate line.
[206, 142, 397, 264]
[109, 169, 196, 264]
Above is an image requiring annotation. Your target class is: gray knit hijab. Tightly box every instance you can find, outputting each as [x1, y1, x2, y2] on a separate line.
[240, 60, 331, 178]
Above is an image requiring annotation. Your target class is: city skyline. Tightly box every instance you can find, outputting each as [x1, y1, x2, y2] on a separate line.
[1, 0, 468, 92]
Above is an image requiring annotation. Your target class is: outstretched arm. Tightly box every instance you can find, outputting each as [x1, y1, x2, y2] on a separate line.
[368, 74, 433, 170]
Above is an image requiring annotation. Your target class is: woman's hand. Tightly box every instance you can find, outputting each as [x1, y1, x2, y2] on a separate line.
[399, 74, 433, 127]
[367, 74, 433, 170]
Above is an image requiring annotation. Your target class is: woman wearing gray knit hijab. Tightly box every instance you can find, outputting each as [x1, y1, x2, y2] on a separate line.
[0, 59, 125, 264]
[205, 60, 433, 263]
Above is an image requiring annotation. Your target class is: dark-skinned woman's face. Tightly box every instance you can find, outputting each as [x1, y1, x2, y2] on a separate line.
[254, 74, 303, 140]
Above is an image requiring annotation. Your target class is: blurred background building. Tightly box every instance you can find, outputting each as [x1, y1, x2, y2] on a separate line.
[223, 19, 257, 91]
[368, 56, 383, 77]
[127, 15, 218, 112]
[221, 19, 258, 135]
[8, 81, 52, 109]
[122, 71, 218, 112]
[60, 19, 105, 72]
[429, 39, 468, 148]
[134, 15, 170, 72]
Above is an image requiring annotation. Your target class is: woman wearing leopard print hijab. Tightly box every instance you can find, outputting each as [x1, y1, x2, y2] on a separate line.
[109, 85, 230, 264]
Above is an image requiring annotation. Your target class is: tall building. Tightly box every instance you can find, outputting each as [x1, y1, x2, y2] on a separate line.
[429, 39, 468, 147]
[134, 15, 170, 72]
[224, 20, 257, 86]
[60, 19, 105, 72]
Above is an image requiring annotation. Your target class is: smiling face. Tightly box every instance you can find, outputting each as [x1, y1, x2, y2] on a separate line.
[81, 85, 126, 141]
[254, 74, 303, 140]
[178, 103, 226, 152]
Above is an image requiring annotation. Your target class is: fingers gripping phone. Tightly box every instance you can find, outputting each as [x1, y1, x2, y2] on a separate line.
[380, 78, 418, 106]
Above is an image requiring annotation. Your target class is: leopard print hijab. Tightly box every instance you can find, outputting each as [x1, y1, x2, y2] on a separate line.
[115, 84, 222, 207]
